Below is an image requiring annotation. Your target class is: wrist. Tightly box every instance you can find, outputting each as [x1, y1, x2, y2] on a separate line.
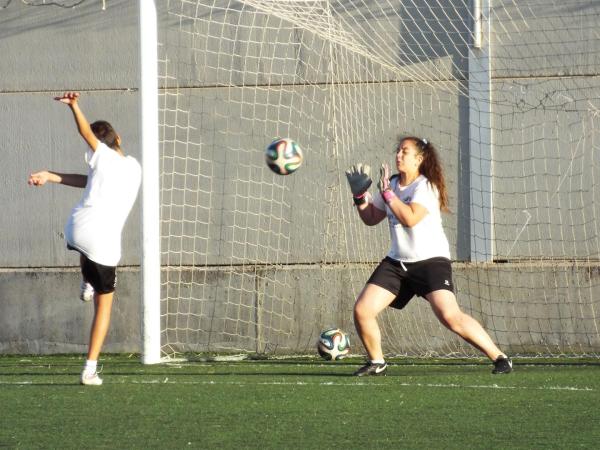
[353, 192, 368, 206]
[382, 189, 395, 203]
[46, 171, 60, 184]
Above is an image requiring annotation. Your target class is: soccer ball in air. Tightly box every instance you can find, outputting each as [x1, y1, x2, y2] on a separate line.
[317, 328, 350, 361]
[265, 138, 303, 175]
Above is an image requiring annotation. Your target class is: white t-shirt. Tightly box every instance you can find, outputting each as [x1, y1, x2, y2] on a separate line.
[64, 143, 142, 266]
[372, 174, 450, 262]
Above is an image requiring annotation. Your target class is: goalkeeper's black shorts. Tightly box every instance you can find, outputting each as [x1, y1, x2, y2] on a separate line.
[367, 256, 454, 309]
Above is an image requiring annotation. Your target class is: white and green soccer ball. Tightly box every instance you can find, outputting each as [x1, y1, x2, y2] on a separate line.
[265, 138, 304, 175]
[317, 328, 350, 361]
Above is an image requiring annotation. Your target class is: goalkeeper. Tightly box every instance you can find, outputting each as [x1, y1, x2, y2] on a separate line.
[28, 92, 141, 386]
[345, 136, 512, 376]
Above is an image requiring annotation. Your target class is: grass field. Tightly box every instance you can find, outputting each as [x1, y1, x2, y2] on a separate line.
[1, 355, 599, 449]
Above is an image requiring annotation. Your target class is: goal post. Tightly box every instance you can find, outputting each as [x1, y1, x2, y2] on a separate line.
[139, 0, 161, 364]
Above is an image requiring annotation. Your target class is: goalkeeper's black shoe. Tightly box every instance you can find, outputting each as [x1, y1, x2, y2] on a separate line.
[492, 356, 513, 374]
[353, 362, 387, 377]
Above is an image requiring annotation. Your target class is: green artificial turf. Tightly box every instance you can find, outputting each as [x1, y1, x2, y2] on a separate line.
[1, 355, 599, 449]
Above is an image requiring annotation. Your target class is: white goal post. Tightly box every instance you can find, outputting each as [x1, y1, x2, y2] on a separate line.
[139, 0, 161, 364]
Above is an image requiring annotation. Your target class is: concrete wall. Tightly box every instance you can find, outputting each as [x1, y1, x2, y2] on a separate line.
[3, 262, 598, 355]
[1, 0, 599, 356]
[0, 0, 141, 267]
[0, 267, 140, 354]
[490, 1, 600, 260]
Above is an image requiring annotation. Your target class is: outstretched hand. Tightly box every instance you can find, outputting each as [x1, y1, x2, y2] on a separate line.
[28, 171, 51, 187]
[377, 163, 391, 192]
[345, 163, 372, 197]
[54, 91, 80, 106]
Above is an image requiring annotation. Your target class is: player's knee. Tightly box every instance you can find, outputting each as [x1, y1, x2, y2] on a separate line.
[438, 310, 463, 331]
[354, 301, 375, 322]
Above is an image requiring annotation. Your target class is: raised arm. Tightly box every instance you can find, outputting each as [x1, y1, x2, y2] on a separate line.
[356, 196, 387, 225]
[54, 92, 99, 151]
[28, 170, 87, 188]
[345, 163, 387, 226]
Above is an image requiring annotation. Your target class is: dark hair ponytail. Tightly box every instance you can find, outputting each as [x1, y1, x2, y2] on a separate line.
[402, 136, 449, 212]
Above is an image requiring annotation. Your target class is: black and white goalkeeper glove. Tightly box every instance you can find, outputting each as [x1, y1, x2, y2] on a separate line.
[345, 163, 372, 205]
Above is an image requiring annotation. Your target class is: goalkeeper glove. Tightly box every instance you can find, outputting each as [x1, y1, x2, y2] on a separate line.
[345, 163, 372, 205]
[378, 163, 396, 203]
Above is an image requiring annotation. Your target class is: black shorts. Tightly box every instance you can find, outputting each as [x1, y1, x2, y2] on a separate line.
[81, 255, 117, 294]
[69, 245, 117, 294]
[367, 256, 454, 309]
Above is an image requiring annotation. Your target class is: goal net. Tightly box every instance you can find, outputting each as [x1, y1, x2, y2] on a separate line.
[154, 0, 600, 359]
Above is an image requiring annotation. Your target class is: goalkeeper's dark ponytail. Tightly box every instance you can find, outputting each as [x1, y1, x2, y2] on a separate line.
[401, 136, 449, 212]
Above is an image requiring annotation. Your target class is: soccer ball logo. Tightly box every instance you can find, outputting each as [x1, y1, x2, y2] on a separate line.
[265, 138, 303, 175]
[317, 328, 350, 361]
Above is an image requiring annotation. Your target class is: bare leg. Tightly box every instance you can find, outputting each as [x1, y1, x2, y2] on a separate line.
[426, 289, 505, 361]
[353, 284, 396, 361]
[86, 291, 115, 361]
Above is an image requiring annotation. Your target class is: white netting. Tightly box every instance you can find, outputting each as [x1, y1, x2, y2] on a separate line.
[155, 0, 600, 357]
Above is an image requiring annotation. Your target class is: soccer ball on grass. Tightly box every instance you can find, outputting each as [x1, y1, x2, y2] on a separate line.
[317, 328, 350, 361]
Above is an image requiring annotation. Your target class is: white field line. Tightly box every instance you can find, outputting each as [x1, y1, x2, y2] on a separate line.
[0, 379, 594, 391]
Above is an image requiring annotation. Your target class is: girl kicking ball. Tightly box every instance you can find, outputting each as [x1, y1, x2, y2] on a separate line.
[29, 92, 141, 385]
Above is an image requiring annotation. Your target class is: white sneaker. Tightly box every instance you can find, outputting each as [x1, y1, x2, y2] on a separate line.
[80, 281, 94, 302]
[80, 370, 103, 386]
